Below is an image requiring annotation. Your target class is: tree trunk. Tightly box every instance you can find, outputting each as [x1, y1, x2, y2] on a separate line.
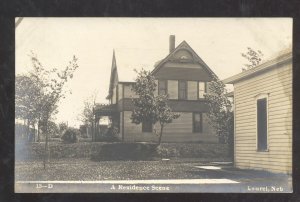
[33, 123, 36, 142]
[43, 115, 49, 170]
[27, 119, 30, 142]
[158, 124, 164, 145]
[37, 119, 40, 142]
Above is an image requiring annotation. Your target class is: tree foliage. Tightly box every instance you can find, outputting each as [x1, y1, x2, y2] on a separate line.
[16, 51, 79, 168]
[241, 47, 264, 71]
[58, 122, 68, 135]
[15, 75, 43, 136]
[61, 128, 80, 143]
[79, 92, 97, 127]
[131, 69, 180, 145]
[28, 52, 79, 168]
[204, 76, 233, 144]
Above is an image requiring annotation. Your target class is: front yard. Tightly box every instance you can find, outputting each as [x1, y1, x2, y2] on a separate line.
[14, 142, 292, 193]
[15, 158, 229, 181]
[15, 158, 292, 193]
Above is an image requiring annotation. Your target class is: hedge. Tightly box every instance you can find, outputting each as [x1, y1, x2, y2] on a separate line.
[15, 142, 230, 161]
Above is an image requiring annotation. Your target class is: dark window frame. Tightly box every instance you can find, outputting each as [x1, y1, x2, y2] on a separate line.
[142, 121, 153, 133]
[158, 80, 168, 95]
[257, 97, 268, 152]
[178, 80, 188, 100]
[193, 112, 203, 133]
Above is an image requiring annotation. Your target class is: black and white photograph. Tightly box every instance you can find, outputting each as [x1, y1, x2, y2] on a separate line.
[14, 18, 292, 193]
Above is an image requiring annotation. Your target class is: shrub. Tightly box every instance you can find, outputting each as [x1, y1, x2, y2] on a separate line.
[61, 128, 80, 143]
[156, 145, 180, 158]
[91, 142, 158, 161]
[97, 126, 120, 142]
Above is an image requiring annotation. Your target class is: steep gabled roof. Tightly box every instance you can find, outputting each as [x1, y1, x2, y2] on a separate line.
[151, 40, 217, 78]
[106, 50, 119, 99]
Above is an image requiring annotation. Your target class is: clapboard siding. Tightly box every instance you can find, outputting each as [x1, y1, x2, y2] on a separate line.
[123, 84, 138, 98]
[234, 60, 292, 174]
[154, 80, 158, 96]
[122, 111, 217, 143]
[234, 66, 291, 88]
[118, 84, 123, 101]
[235, 79, 291, 101]
[168, 80, 178, 99]
[110, 86, 117, 104]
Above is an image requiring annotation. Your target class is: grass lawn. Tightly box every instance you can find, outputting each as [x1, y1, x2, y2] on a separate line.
[15, 158, 225, 181]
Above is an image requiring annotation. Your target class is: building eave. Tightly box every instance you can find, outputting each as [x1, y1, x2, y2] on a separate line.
[223, 51, 292, 84]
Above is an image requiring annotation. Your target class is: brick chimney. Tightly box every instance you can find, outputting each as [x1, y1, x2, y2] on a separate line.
[169, 35, 175, 53]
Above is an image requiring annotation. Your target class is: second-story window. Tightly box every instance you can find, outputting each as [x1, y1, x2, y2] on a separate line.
[198, 82, 206, 99]
[158, 80, 167, 95]
[178, 80, 187, 100]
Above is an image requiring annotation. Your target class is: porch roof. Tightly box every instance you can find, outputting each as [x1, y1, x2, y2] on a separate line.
[94, 104, 118, 116]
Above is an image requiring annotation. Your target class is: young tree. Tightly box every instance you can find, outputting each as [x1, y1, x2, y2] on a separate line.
[29, 52, 79, 169]
[241, 47, 264, 71]
[204, 76, 233, 145]
[131, 69, 180, 145]
[155, 94, 180, 145]
[78, 92, 98, 138]
[58, 122, 68, 136]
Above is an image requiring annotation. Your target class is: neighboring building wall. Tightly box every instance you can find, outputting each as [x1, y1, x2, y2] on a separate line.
[122, 111, 217, 143]
[234, 62, 292, 174]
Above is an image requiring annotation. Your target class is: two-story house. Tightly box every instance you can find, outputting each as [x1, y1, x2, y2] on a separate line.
[94, 35, 218, 143]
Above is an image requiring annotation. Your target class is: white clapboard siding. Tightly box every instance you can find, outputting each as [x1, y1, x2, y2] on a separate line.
[118, 84, 123, 101]
[122, 111, 217, 143]
[234, 61, 292, 174]
[123, 84, 138, 98]
[112, 87, 117, 104]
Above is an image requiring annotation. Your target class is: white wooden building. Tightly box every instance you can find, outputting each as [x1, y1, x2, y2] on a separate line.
[223, 48, 292, 174]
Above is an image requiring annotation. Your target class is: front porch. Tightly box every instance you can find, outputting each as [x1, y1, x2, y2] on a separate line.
[93, 104, 120, 141]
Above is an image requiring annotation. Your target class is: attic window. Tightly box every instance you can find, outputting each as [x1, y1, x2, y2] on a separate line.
[180, 55, 188, 59]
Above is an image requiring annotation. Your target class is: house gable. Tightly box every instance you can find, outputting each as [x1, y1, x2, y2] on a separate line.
[152, 41, 216, 81]
[106, 50, 119, 100]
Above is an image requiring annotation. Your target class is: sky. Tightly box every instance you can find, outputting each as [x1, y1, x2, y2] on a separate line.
[15, 18, 292, 127]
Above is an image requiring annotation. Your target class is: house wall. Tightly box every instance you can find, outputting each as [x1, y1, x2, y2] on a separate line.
[119, 112, 123, 140]
[234, 61, 292, 174]
[122, 111, 217, 143]
[123, 84, 138, 98]
[118, 84, 123, 101]
[120, 80, 209, 101]
[112, 86, 117, 104]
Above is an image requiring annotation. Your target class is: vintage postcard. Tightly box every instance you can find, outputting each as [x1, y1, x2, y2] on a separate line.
[15, 17, 292, 193]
